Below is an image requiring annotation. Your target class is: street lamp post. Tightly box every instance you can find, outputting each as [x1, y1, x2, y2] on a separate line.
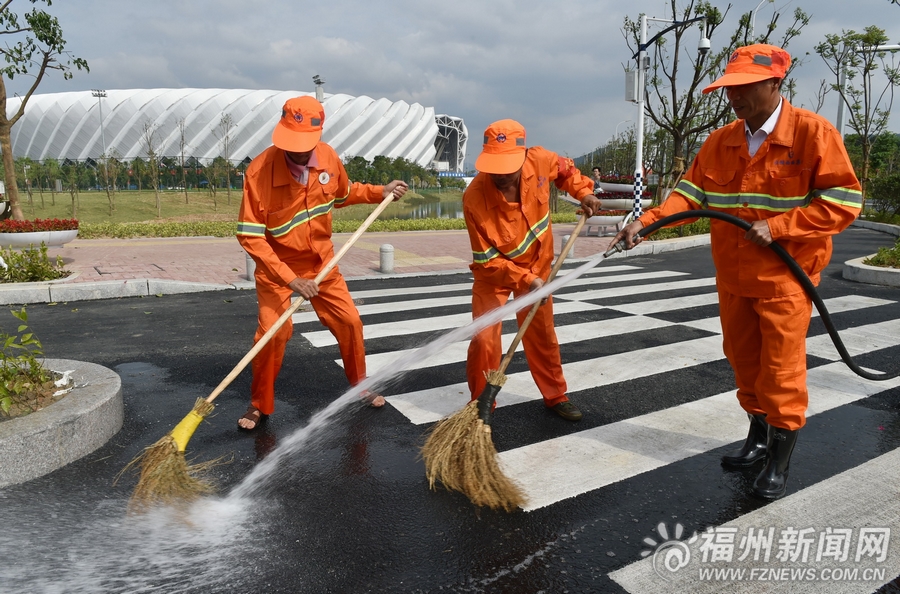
[750, 0, 774, 39]
[91, 89, 108, 192]
[632, 14, 709, 220]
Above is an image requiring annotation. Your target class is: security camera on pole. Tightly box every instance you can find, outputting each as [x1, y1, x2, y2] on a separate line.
[630, 14, 710, 221]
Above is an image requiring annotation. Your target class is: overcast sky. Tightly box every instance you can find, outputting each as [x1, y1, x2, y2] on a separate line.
[9, 0, 899, 168]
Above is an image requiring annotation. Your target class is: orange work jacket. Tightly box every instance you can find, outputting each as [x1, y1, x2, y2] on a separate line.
[639, 100, 862, 298]
[237, 144, 383, 286]
[463, 147, 595, 292]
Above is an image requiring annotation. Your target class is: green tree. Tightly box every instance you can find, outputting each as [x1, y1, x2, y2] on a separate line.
[815, 27, 900, 203]
[0, 0, 88, 220]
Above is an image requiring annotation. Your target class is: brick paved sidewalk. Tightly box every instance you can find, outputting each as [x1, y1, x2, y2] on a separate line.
[50, 223, 618, 285]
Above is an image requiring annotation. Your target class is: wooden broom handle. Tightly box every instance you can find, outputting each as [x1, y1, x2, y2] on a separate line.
[496, 213, 588, 376]
[204, 190, 397, 404]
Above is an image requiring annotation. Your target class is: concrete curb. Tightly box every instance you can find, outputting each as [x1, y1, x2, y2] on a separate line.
[844, 219, 899, 287]
[851, 218, 900, 237]
[0, 358, 123, 488]
[0, 278, 250, 305]
[596, 234, 711, 260]
[843, 256, 900, 287]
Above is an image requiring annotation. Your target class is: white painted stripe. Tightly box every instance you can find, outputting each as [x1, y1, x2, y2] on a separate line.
[607, 292, 719, 315]
[555, 277, 718, 302]
[609, 447, 900, 593]
[301, 299, 607, 347]
[361, 314, 676, 376]
[292, 269, 688, 324]
[501, 360, 900, 512]
[807, 318, 900, 364]
[338, 264, 644, 302]
[385, 334, 724, 425]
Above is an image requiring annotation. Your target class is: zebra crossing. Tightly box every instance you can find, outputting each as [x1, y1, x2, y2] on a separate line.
[291, 256, 900, 591]
[291, 259, 900, 500]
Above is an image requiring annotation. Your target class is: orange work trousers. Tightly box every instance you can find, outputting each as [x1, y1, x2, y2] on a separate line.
[250, 266, 366, 415]
[718, 287, 812, 431]
[467, 280, 568, 407]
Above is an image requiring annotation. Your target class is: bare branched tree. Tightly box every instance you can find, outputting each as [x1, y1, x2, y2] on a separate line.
[178, 118, 189, 203]
[215, 114, 235, 205]
[141, 121, 162, 218]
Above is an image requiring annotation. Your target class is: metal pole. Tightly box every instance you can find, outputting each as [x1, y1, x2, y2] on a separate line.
[750, 0, 773, 39]
[92, 90, 109, 191]
[633, 14, 648, 220]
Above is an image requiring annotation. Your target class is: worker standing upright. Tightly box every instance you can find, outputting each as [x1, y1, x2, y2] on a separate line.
[612, 44, 862, 499]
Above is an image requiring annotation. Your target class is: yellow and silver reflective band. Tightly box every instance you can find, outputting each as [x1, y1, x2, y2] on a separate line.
[816, 187, 862, 208]
[675, 179, 861, 212]
[472, 245, 500, 264]
[334, 184, 352, 207]
[266, 200, 335, 237]
[237, 221, 266, 237]
[471, 212, 549, 264]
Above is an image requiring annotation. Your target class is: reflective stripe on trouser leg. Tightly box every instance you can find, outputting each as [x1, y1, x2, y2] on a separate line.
[719, 287, 811, 430]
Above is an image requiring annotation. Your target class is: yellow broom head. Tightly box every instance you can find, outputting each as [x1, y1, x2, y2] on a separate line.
[120, 398, 219, 514]
[420, 398, 526, 512]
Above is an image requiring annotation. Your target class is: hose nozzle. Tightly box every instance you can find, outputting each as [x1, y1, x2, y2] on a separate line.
[604, 240, 626, 258]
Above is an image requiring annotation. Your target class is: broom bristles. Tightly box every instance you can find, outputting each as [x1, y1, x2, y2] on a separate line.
[420, 390, 526, 512]
[120, 398, 219, 514]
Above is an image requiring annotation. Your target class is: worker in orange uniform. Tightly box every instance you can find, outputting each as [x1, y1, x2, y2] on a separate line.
[612, 44, 862, 499]
[464, 119, 602, 421]
[236, 95, 408, 430]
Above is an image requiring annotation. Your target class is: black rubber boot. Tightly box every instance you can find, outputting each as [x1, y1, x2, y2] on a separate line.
[752, 425, 799, 500]
[721, 413, 768, 468]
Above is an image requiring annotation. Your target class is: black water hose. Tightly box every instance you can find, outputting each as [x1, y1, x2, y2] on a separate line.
[605, 210, 899, 382]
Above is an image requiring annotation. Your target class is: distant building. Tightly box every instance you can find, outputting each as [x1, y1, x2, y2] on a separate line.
[7, 88, 467, 171]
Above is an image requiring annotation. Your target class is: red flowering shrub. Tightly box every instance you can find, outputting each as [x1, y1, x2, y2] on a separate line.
[595, 191, 651, 199]
[0, 218, 79, 233]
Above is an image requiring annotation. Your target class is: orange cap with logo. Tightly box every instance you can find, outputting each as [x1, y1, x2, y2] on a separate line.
[475, 119, 527, 174]
[272, 95, 325, 152]
[702, 44, 791, 94]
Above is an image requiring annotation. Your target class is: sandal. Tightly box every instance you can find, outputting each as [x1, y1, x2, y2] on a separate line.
[360, 390, 386, 408]
[238, 406, 268, 431]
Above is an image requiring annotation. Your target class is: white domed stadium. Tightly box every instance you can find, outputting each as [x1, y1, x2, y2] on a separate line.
[6, 88, 467, 171]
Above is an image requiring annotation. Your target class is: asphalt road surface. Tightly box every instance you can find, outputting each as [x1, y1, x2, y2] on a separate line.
[1, 226, 899, 594]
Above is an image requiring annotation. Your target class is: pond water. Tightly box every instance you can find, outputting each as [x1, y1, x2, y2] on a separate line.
[333, 198, 465, 220]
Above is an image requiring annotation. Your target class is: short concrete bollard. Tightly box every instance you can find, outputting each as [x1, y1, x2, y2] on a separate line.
[380, 244, 394, 274]
[562, 235, 575, 258]
[245, 252, 256, 280]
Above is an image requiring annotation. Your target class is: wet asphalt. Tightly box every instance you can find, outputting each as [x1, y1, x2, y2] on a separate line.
[0, 227, 898, 594]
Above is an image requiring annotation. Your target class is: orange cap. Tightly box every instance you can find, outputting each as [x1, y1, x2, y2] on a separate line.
[272, 95, 325, 152]
[475, 119, 527, 174]
[702, 44, 791, 94]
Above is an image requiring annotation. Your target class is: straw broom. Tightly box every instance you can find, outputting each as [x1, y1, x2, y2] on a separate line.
[421, 213, 588, 512]
[121, 191, 399, 512]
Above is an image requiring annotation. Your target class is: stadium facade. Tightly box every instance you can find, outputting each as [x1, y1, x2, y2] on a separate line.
[6, 88, 467, 172]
